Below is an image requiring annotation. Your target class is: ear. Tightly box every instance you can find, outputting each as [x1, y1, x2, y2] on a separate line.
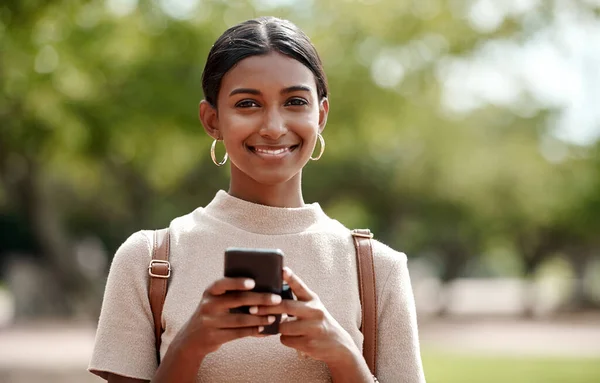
[199, 100, 220, 139]
[318, 97, 329, 134]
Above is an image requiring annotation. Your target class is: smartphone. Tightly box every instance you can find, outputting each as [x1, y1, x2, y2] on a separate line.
[224, 247, 284, 334]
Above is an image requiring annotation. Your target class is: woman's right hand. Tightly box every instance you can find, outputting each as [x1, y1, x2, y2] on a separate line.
[175, 277, 282, 357]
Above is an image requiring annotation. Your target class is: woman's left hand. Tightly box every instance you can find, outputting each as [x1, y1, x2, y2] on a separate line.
[249, 267, 360, 365]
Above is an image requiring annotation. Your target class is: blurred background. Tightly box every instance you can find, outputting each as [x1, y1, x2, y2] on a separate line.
[1, 0, 600, 382]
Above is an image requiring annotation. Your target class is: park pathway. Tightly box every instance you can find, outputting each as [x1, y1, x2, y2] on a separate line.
[1, 317, 600, 382]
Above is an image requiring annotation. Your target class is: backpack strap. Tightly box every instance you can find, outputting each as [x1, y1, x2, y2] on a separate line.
[147, 227, 377, 373]
[148, 228, 171, 364]
[352, 229, 378, 375]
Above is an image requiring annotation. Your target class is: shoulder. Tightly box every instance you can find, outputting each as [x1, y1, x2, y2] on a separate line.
[318, 215, 407, 257]
[166, 208, 212, 241]
[371, 238, 408, 269]
[170, 208, 204, 230]
[108, 230, 153, 273]
[319, 218, 408, 271]
[321, 218, 407, 262]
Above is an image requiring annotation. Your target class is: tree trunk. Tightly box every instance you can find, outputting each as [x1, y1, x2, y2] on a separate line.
[517, 229, 560, 318]
[521, 258, 539, 318]
[436, 242, 469, 317]
[565, 249, 598, 311]
[2, 156, 92, 317]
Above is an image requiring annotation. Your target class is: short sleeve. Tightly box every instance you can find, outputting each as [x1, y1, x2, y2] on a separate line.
[88, 231, 158, 381]
[373, 243, 426, 383]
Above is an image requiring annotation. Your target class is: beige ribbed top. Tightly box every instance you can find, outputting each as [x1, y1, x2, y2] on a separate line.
[89, 190, 425, 382]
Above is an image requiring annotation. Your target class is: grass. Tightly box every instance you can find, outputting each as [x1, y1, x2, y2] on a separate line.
[422, 349, 600, 383]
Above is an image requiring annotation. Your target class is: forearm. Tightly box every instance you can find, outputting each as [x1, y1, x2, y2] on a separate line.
[152, 336, 205, 383]
[327, 348, 374, 383]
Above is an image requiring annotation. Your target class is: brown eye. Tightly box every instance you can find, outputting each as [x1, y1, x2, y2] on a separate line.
[286, 98, 308, 106]
[236, 100, 260, 108]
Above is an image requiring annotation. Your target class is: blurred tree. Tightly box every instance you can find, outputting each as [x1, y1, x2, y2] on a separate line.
[1, 0, 599, 318]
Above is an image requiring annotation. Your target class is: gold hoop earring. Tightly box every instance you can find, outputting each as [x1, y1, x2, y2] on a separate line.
[310, 134, 325, 161]
[211, 139, 228, 166]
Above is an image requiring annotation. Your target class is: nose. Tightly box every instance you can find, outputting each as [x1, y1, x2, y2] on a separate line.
[259, 107, 287, 140]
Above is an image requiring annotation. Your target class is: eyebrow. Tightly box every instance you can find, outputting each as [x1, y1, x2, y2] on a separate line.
[228, 85, 312, 97]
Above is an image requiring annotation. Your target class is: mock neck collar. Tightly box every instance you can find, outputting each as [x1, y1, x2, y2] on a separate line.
[203, 190, 328, 235]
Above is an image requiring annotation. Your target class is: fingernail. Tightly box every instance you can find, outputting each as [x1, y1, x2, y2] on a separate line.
[272, 295, 282, 304]
[267, 316, 276, 324]
[258, 326, 264, 333]
[244, 279, 255, 289]
[249, 306, 258, 314]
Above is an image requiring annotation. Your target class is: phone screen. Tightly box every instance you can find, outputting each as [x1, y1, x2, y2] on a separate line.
[224, 248, 284, 334]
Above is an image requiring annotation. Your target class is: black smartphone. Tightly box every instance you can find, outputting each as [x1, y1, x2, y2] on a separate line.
[224, 247, 284, 334]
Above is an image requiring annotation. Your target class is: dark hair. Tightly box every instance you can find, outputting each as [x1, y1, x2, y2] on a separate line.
[201, 16, 328, 107]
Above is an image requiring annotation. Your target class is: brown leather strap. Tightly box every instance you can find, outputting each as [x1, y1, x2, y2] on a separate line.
[149, 228, 171, 364]
[352, 229, 377, 375]
[147, 227, 374, 370]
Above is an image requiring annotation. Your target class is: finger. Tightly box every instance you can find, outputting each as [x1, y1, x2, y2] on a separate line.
[207, 277, 255, 296]
[249, 299, 313, 318]
[279, 319, 321, 336]
[283, 267, 314, 302]
[205, 313, 277, 329]
[218, 291, 282, 311]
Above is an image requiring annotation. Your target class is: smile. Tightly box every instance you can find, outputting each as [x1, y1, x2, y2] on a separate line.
[248, 145, 299, 158]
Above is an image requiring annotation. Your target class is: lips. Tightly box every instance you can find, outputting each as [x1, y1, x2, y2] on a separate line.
[247, 144, 300, 156]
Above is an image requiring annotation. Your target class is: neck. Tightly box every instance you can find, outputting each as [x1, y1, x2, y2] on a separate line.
[228, 166, 305, 208]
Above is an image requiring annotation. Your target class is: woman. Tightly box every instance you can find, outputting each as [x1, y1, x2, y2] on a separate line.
[89, 16, 425, 383]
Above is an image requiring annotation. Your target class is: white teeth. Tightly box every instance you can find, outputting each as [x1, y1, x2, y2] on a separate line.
[254, 147, 290, 155]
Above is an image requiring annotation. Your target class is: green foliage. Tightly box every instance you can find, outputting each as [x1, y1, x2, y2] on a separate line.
[1, 0, 600, 313]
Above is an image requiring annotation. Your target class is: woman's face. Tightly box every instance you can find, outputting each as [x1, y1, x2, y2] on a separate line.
[200, 51, 328, 186]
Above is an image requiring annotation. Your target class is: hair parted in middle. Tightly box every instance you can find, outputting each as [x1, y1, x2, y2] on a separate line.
[201, 16, 329, 108]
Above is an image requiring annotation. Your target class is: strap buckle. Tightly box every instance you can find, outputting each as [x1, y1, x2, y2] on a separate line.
[149, 260, 171, 278]
[351, 231, 374, 239]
